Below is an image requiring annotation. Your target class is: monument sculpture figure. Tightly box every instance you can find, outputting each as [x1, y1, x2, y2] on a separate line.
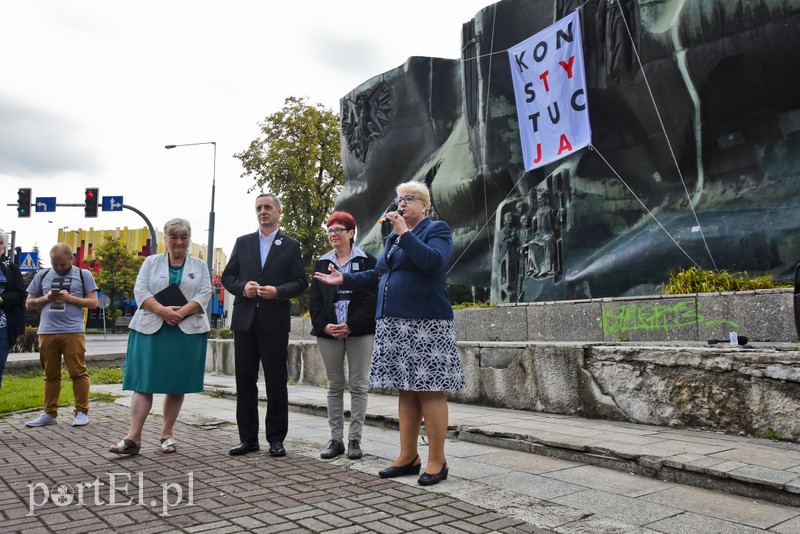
[335, 0, 800, 304]
[498, 211, 518, 302]
[528, 189, 557, 279]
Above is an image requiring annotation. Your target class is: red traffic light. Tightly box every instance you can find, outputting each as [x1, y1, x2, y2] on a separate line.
[84, 187, 99, 217]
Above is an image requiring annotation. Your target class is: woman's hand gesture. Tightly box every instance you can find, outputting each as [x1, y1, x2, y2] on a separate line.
[313, 263, 344, 286]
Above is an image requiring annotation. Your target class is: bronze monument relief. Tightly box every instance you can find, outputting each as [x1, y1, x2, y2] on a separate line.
[336, 0, 800, 303]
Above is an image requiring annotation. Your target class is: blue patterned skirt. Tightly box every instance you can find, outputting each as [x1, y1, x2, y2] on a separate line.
[369, 317, 466, 391]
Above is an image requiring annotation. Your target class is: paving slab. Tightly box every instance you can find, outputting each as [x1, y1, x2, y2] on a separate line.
[0, 403, 538, 534]
[3, 375, 800, 532]
[639, 484, 797, 530]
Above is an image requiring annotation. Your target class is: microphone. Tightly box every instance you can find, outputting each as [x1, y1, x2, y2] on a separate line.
[379, 205, 404, 225]
[708, 336, 749, 346]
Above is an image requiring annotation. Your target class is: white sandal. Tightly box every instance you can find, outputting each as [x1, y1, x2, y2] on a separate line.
[110, 439, 141, 455]
[160, 437, 177, 454]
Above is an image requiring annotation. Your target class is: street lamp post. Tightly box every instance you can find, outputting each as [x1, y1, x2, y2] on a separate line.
[164, 142, 216, 280]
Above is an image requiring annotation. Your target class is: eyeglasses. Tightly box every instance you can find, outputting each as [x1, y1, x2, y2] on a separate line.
[168, 236, 190, 242]
[326, 227, 351, 235]
[394, 194, 419, 204]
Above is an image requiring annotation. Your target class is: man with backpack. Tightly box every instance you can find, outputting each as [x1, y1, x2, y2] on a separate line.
[24, 244, 98, 427]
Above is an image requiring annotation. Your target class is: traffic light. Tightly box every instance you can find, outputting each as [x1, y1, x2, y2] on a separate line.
[17, 188, 31, 217]
[84, 187, 99, 217]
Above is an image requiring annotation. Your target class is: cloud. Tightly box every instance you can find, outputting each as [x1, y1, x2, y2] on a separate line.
[0, 93, 97, 178]
[311, 31, 390, 78]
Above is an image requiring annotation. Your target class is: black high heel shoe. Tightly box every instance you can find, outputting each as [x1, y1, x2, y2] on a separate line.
[378, 455, 422, 478]
[417, 463, 448, 486]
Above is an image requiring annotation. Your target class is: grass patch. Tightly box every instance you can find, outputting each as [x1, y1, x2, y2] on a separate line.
[452, 300, 495, 310]
[0, 367, 124, 415]
[754, 427, 788, 442]
[91, 392, 121, 403]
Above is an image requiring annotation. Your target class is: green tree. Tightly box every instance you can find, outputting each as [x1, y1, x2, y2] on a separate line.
[31, 244, 45, 269]
[234, 96, 345, 312]
[94, 237, 143, 328]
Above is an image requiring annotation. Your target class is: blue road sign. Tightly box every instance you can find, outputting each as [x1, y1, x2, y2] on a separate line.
[19, 251, 39, 272]
[35, 197, 56, 212]
[102, 196, 123, 211]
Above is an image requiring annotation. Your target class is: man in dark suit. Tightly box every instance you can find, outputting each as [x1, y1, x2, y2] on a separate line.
[222, 193, 307, 457]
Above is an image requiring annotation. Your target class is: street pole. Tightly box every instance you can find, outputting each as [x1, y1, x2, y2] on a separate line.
[8, 230, 16, 264]
[121, 204, 159, 254]
[165, 141, 216, 321]
[208, 142, 216, 283]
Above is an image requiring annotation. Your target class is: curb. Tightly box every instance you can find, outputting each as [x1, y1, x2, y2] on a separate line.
[202, 384, 800, 508]
[4, 353, 127, 374]
[457, 429, 800, 508]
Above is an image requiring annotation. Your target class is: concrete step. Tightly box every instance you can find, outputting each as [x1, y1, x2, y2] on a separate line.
[11, 343, 799, 508]
[202, 377, 800, 508]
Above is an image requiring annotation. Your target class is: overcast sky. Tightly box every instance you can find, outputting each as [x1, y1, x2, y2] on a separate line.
[0, 0, 494, 264]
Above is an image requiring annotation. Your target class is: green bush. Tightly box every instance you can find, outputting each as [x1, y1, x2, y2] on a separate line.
[448, 284, 490, 305]
[209, 328, 234, 339]
[661, 266, 792, 294]
[452, 300, 495, 310]
[11, 327, 39, 353]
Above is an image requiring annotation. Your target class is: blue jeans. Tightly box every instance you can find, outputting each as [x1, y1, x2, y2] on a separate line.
[0, 325, 10, 390]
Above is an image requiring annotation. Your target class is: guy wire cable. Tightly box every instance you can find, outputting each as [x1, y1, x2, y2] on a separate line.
[463, 0, 593, 63]
[449, 2, 589, 275]
[615, 0, 718, 271]
[447, 0, 628, 275]
[448, 166, 559, 276]
[482, 3, 498, 259]
[591, 144, 701, 267]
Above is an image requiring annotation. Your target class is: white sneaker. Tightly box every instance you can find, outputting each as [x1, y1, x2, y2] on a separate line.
[26, 413, 58, 427]
[72, 412, 89, 427]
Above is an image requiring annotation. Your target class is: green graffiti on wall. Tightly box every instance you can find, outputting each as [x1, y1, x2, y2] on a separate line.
[601, 301, 739, 336]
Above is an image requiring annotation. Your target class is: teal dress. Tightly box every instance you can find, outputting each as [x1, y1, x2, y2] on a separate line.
[123, 263, 207, 394]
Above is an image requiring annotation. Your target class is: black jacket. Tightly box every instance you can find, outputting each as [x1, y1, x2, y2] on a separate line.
[1, 259, 26, 344]
[222, 230, 308, 333]
[309, 252, 377, 338]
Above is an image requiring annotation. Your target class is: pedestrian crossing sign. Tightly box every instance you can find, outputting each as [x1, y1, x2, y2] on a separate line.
[19, 252, 38, 272]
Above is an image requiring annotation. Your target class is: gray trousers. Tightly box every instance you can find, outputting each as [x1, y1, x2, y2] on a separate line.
[316, 335, 374, 441]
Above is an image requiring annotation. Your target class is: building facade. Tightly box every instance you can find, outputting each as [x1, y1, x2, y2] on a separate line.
[57, 226, 227, 328]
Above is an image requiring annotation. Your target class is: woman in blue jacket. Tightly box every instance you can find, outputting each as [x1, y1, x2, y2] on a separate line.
[0, 230, 26, 390]
[314, 182, 466, 486]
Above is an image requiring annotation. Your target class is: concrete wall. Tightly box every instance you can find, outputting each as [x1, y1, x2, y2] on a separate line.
[207, 338, 800, 441]
[208, 289, 799, 439]
[289, 288, 796, 343]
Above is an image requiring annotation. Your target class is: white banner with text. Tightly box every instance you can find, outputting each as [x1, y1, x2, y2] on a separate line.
[508, 11, 591, 170]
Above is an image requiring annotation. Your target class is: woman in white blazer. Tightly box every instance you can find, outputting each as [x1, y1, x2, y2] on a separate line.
[110, 218, 211, 455]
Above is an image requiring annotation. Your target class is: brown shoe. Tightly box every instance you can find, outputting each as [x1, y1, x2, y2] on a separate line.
[320, 439, 345, 459]
[347, 440, 362, 459]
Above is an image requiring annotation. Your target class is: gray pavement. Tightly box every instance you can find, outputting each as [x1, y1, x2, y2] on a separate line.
[2, 343, 800, 532]
[1, 379, 798, 533]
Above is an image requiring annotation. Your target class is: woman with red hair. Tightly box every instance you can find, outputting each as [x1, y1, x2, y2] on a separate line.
[309, 211, 377, 460]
